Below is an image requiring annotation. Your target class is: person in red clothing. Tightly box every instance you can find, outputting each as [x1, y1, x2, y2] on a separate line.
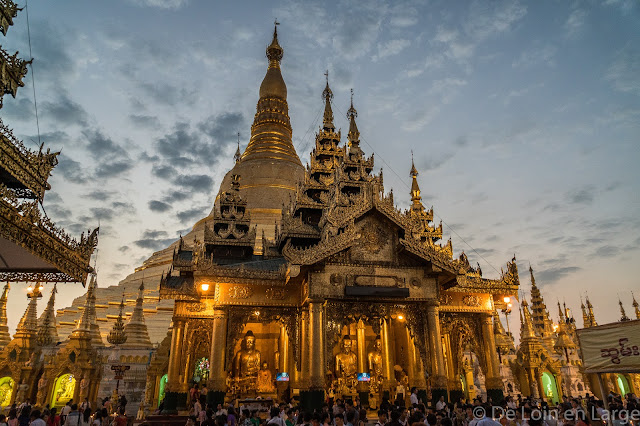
[112, 408, 127, 426]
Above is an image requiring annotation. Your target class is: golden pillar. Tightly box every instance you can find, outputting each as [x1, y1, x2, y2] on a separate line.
[535, 369, 545, 401]
[299, 308, 309, 388]
[405, 327, 416, 384]
[279, 324, 289, 373]
[481, 314, 503, 393]
[425, 303, 447, 390]
[381, 316, 394, 388]
[356, 320, 366, 374]
[443, 333, 460, 392]
[308, 301, 325, 390]
[167, 319, 185, 391]
[208, 309, 228, 392]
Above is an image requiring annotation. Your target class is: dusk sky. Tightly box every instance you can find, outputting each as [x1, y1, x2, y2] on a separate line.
[2, 0, 639, 337]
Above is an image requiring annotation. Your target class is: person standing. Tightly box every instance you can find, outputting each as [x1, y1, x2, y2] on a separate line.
[29, 410, 46, 426]
[62, 404, 81, 426]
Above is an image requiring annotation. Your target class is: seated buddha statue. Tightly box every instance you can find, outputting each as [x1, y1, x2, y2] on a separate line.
[368, 336, 384, 392]
[233, 330, 261, 386]
[335, 336, 358, 394]
[256, 362, 276, 393]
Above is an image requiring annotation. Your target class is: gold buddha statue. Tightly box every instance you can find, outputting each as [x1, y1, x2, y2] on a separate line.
[233, 330, 261, 385]
[334, 335, 358, 394]
[256, 361, 276, 393]
[368, 336, 384, 393]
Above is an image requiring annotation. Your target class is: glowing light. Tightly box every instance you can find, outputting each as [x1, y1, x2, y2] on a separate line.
[503, 296, 511, 303]
[200, 283, 210, 291]
[508, 303, 512, 308]
[397, 314, 404, 320]
[553, 324, 559, 332]
[27, 286, 33, 292]
[254, 310, 260, 316]
[38, 286, 44, 291]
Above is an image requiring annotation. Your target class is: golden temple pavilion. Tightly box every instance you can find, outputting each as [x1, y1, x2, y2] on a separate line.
[153, 25, 522, 412]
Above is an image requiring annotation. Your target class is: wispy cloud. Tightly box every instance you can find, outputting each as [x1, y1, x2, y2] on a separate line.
[564, 8, 587, 39]
[605, 46, 640, 95]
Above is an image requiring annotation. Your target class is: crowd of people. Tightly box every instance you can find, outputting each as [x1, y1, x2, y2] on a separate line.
[180, 387, 640, 426]
[0, 394, 129, 426]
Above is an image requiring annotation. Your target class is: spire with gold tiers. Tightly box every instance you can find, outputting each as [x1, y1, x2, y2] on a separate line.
[71, 274, 103, 346]
[0, 283, 10, 349]
[122, 282, 152, 348]
[37, 283, 59, 346]
[215, 24, 304, 250]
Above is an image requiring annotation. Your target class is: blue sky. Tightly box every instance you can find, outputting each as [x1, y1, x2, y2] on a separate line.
[2, 0, 639, 337]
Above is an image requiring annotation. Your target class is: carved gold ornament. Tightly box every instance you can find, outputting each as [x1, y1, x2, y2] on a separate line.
[228, 286, 253, 299]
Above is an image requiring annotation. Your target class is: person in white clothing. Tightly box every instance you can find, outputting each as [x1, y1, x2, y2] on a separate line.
[436, 396, 447, 411]
[410, 388, 419, 406]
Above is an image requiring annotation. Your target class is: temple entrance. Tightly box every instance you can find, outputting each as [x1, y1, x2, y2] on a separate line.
[616, 374, 630, 397]
[193, 357, 210, 383]
[50, 374, 76, 409]
[541, 372, 559, 403]
[157, 374, 168, 406]
[0, 376, 14, 406]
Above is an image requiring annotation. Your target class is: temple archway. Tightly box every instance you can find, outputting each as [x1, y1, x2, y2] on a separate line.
[541, 371, 559, 404]
[616, 374, 630, 397]
[0, 376, 14, 406]
[50, 373, 76, 409]
[193, 357, 210, 383]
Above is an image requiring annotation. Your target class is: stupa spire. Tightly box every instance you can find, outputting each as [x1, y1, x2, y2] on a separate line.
[557, 301, 566, 323]
[241, 23, 300, 165]
[0, 283, 10, 348]
[409, 152, 423, 212]
[633, 293, 640, 320]
[122, 281, 152, 348]
[619, 298, 630, 322]
[15, 291, 38, 338]
[74, 274, 103, 345]
[107, 294, 127, 346]
[520, 299, 537, 340]
[234, 133, 241, 163]
[37, 283, 59, 346]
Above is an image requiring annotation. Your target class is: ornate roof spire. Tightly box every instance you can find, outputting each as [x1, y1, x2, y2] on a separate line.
[37, 283, 59, 346]
[586, 296, 597, 327]
[633, 292, 640, 320]
[580, 297, 590, 328]
[322, 70, 335, 131]
[347, 89, 360, 146]
[557, 301, 565, 322]
[619, 298, 630, 322]
[107, 294, 127, 346]
[234, 132, 241, 163]
[410, 151, 422, 211]
[520, 299, 537, 339]
[0, 283, 10, 349]
[122, 281, 152, 348]
[528, 266, 554, 336]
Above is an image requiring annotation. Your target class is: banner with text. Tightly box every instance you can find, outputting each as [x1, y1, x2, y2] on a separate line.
[577, 319, 640, 373]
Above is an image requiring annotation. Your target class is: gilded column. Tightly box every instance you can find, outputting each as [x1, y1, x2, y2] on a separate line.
[167, 319, 185, 390]
[356, 320, 366, 374]
[535, 369, 545, 401]
[405, 327, 416, 384]
[299, 308, 309, 388]
[425, 303, 447, 393]
[279, 324, 289, 374]
[308, 301, 325, 389]
[482, 313, 503, 401]
[381, 317, 394, 388]
[208, 309, 228, 395]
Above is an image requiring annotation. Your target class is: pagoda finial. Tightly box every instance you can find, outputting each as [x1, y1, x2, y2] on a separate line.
[619, 297, 630, 322]
[632, 292, 640, 320]
[73, 273, 103, 345]
[234, 132, 242, 163]
[580, 296, 590, 328]
[557, 300, 565, 322]
[0, 283, 10, 349]
[37, 283, 59, 346]
[409, 153, 424, 215]
[266, 20, 283, 65]
[322, 70, 335, 131]
[347, 88, 360, 145]
[15, 292, 38, 338]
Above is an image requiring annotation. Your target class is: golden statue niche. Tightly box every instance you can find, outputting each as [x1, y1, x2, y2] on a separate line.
[232, 330, 261, 393]
[334, 335, 358, 396]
